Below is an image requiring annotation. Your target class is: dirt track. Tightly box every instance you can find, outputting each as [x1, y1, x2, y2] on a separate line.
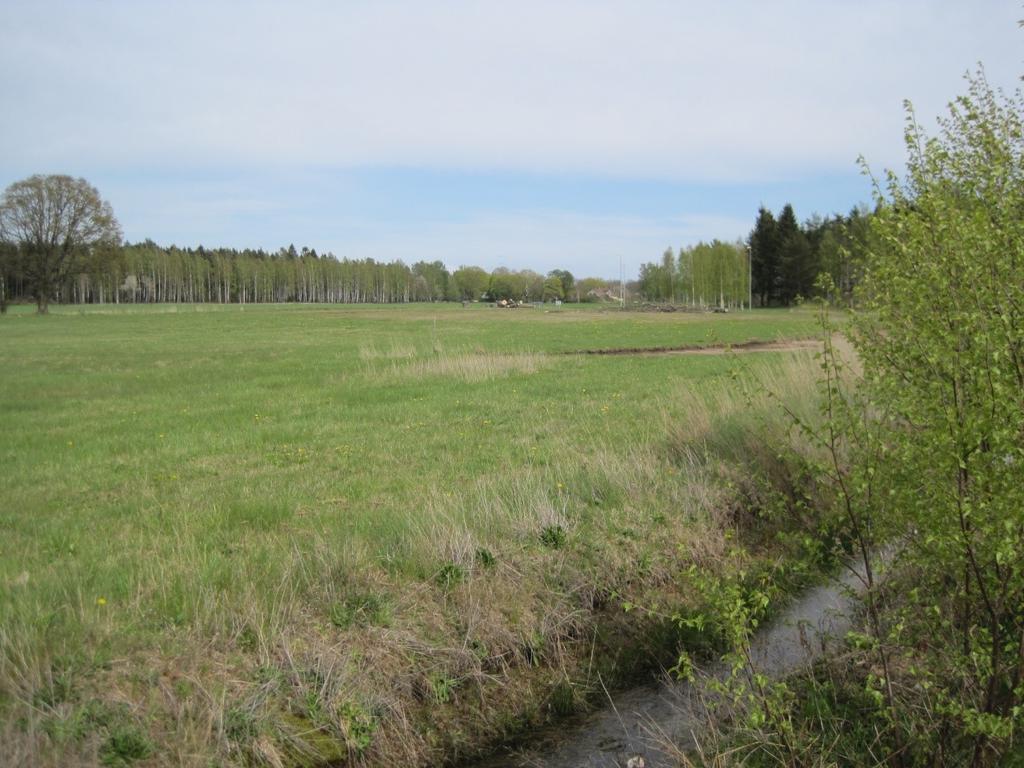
[568, 338, 821, 356]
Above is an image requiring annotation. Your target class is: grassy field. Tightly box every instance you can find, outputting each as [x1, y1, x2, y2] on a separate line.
[0, 303, 826, 767]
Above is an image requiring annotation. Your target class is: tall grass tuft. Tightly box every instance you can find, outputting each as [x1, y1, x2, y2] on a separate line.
[381, 350, 548, 383]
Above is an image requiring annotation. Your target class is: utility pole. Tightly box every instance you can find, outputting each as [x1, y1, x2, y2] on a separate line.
[619, 256, 625, 310]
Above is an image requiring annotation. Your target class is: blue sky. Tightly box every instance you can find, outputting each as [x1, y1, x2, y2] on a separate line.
[1, 1, 1022, 278]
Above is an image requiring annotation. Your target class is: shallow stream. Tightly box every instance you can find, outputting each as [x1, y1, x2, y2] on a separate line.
[473, 559, 873, 767]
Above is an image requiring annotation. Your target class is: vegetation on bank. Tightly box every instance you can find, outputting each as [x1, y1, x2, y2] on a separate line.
[0, 305, 830, 766]
[671, 70, 1024, 767]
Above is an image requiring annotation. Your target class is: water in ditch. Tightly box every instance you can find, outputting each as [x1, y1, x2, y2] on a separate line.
[473, 559, 873, 768]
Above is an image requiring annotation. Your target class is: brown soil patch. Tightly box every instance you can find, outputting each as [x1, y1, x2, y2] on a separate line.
[568, 338, 821, 356]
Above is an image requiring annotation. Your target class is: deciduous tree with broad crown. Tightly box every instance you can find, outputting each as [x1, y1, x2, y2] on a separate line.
[0, 174, 121, 313]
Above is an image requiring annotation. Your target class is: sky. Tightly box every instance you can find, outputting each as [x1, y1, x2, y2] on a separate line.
[1, 1, 1022, 279]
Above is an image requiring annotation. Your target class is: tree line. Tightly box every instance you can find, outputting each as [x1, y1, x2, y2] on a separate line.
[0, 176, 622, 312]
[750, 202, 874, 306]
[636, 240, 751, 308]
[0, 173, 871, 314]
[634, 204, 874, 309]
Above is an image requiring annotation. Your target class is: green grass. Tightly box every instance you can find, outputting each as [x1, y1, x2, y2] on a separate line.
[0, 302, 825, 766]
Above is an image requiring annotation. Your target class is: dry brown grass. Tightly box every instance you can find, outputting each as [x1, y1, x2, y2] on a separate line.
[358, 341, 418, 360]
[376, 349, 549, 383]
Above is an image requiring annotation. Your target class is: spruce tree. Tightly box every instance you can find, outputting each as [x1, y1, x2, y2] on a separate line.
[779, 226, 815, 304]
[749, 205, 779, 306]
[775, 203, 815, 304]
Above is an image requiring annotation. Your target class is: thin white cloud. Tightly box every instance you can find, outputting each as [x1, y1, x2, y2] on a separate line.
[1, 0, 1020, 181]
